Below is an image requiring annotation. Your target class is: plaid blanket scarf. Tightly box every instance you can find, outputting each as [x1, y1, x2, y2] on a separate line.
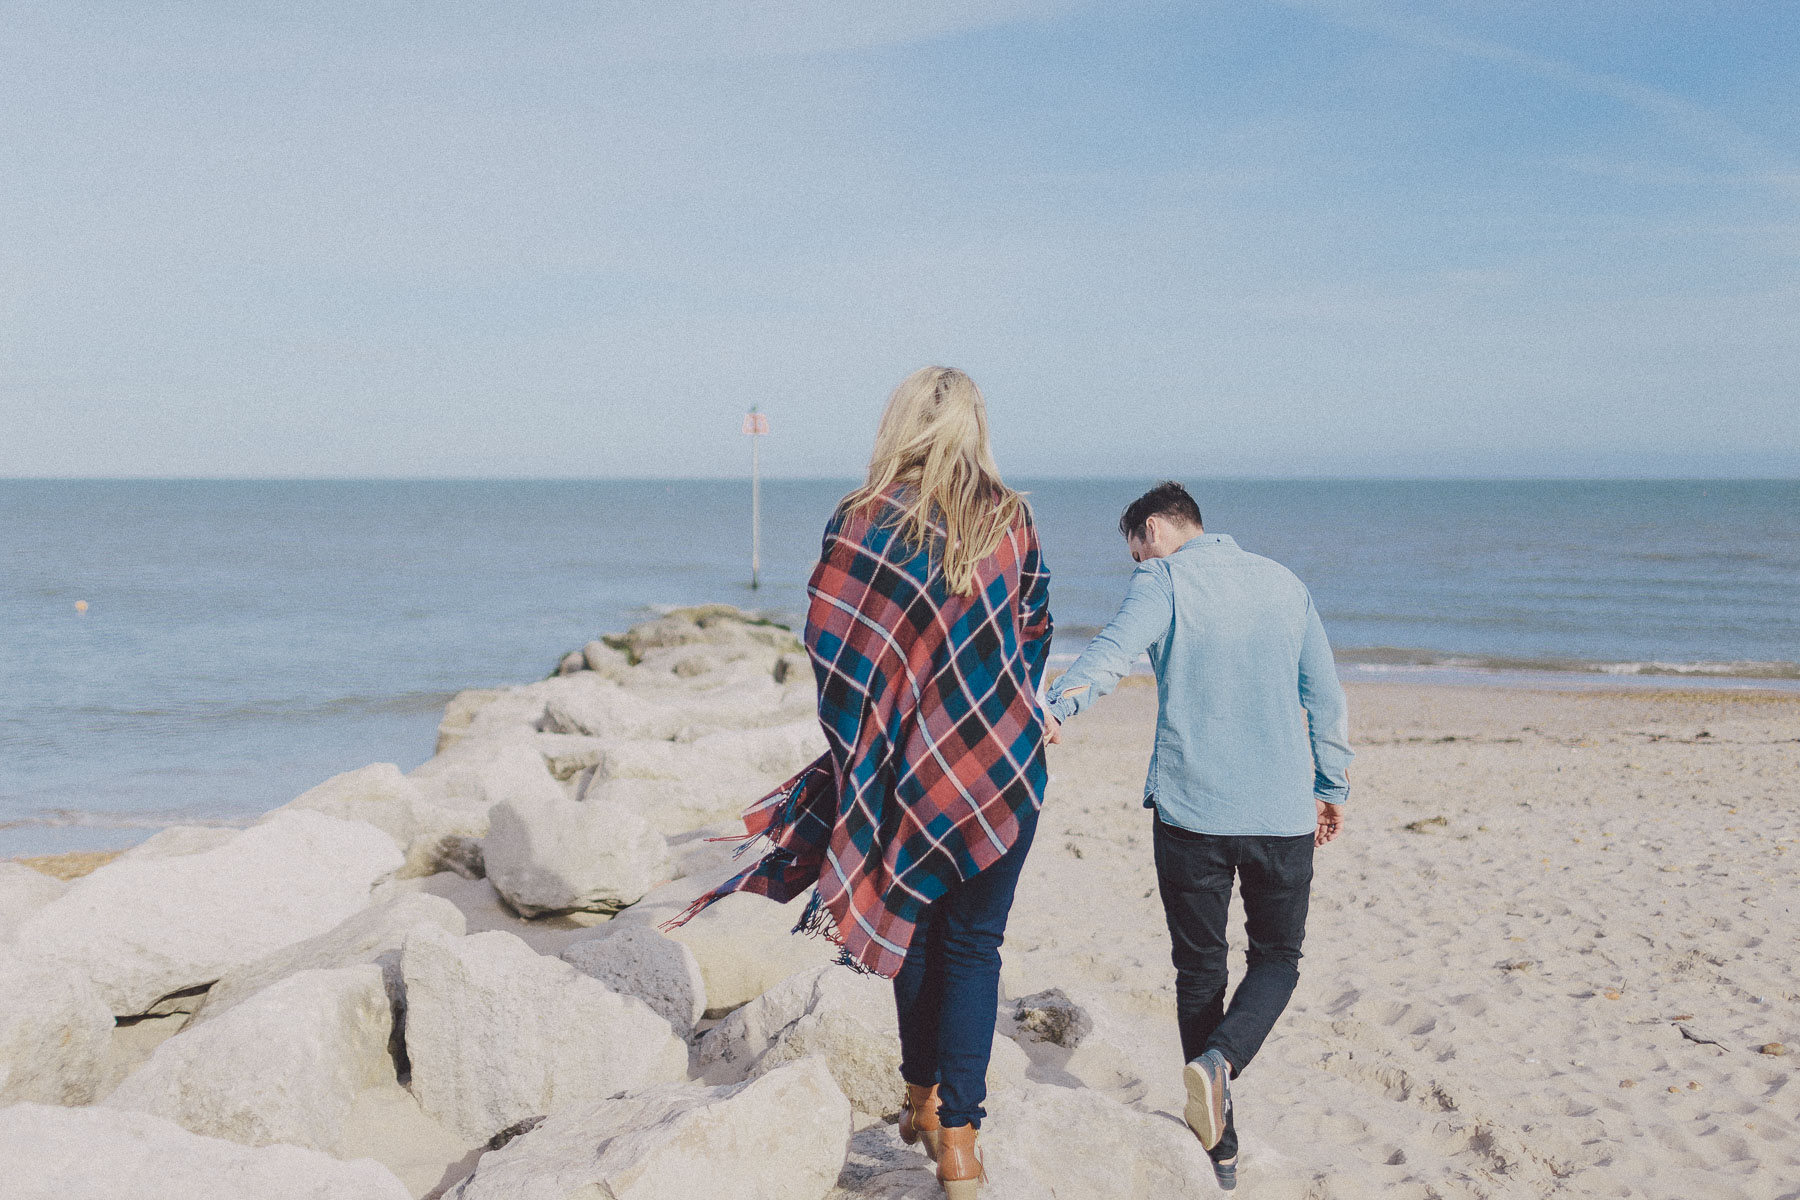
[666, 488, 1053, 977]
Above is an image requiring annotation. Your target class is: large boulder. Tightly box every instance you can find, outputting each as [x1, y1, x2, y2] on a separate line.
[635, 890, 838, 1017]
[276, 762, 491, 879]
[695, 964, 1030, 1122]
[529, 732, 610, 782]
[833, 1078, 1215, 1200]
[12, 810, 402, 1015]
[697, 965, 900, 1118]
[400, 925, 688, 1143]
[592, 721, 823, 786]
[119, 826, 239, 861]
[0, 863, 65, 943]
[606, 606, 802, 663]
[434, 688, 557, 754]
[575, 776, 735, 836]
[450, 1058, 852, 1200]
[978, 1080, 1218, 1199]
[560, 925, 706, 1039]
[578, 720, 826, 836]
[482, 793, 671, 917]
[537, 674, 687, 742]
[583, 638, 631, 675]
[0, 1103, 412, 1200]
[191, 891, 465, 1024]
[105, 964, 394, 1155]
[0, 952, 115, 1105]
[411, 737, 565, 813]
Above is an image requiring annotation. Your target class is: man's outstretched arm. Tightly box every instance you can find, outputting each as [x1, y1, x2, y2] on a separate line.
[1044, 562, 1174, 736]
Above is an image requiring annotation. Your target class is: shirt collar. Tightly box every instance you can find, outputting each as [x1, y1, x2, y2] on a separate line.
[1176, 533, 1237, 553]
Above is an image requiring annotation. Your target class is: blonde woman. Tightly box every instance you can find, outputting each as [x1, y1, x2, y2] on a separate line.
[672, 367, 1052, 1197]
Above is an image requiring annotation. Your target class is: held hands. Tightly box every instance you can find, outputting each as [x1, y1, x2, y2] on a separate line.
[1315, 800, 1345, 847]
[1040, 683, 1084, 746]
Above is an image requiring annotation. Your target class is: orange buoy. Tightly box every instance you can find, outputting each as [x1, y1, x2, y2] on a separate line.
[74, 600, 89, 613]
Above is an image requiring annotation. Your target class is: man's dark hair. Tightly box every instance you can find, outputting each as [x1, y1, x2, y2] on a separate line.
[1119, 481, 1203, 541]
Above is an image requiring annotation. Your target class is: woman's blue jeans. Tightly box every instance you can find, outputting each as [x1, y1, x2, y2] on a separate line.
[891, 806, 1039, 1129]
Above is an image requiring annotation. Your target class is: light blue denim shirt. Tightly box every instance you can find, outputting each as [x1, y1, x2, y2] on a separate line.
[1046, 534, 1352, 837]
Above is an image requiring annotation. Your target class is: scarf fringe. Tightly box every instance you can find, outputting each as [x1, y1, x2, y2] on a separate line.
[789, 889, 879, 975]
[661, 889, 718, 934]
[657, 759, 831, 936]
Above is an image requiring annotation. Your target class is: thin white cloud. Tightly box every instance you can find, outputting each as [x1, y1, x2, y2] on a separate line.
[1277, 0, 1800, 196]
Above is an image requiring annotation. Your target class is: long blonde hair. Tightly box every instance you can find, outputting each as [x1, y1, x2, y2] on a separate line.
[843, 366, 1025, 596]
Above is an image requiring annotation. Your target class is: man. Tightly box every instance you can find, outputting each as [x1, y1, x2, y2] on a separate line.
[1043, 481, 1351, 1192]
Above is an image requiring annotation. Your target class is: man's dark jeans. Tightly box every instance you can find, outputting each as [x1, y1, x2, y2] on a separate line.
[1153, 813, 1314, 1163]
[892, 806, 1039, 1130]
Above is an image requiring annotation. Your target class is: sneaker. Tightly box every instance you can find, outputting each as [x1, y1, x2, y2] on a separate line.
[1183, 1049, 1232, 1151]
[1212, 1156, 1237, 1191]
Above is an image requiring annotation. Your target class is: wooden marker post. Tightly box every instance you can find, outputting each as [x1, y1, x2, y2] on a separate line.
[742, 407, 769, 589]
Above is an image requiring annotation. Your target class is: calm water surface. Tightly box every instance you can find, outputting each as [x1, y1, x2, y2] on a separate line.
[3, 479, 1795, 854]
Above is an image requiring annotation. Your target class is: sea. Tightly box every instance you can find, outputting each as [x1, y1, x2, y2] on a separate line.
[3, 478, 1796, 857]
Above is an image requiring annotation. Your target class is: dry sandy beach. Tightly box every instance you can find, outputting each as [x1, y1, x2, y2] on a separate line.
[7, 651, 1797, 1200]
[999, 679, 1800, 1199]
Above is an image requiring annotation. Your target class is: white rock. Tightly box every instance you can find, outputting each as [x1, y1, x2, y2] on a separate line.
[1002, 988, 1158, 1107]
[105, 964, 394, 1155]
[696, 965, 899, 1117]
[571, 720, 824, 836]
[0, 1103, 412, 1200]
[638, 890, 837, 1017]
[0, 863, 65, 943]
[412, 736, 565, 814]
[538, 675, 686, 741]
[978, 1079, 1217, 1199]
[450, 1057, 851, 1200]
[192, 891, 465, 1024]
[596, 720, 823, 785]
[401, 925, 688, 1143]
[529, 731, 609, 782]
[560, 925, 706, 1039]
[542, 656, 809, 740]
[690, 720, 827, 778]
[276, 762, 489, 879]
[119, 826, 240, 861]
[611, 606, 801, 661]
[281, 763, 420, 840]
[482, 792, 671, 917]
[583, 638, 630, 675]
[13, 810, 402, 1015]
[575, 776, 727, 836]
[435, 687, 517, 753]
[696, 965, 1032, 1120]
[0, 952, 115, 1105]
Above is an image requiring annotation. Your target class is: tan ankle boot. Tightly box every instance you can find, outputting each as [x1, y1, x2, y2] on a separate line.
[936, 1123, 984, 1200]
[898, 1083, 942, 1160]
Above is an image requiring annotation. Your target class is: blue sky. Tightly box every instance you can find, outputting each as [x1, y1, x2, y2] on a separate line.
[2, 1, 1795, 478]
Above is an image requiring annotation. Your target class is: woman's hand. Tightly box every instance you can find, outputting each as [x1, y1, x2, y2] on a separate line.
[1044, 711, 1063, 744]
